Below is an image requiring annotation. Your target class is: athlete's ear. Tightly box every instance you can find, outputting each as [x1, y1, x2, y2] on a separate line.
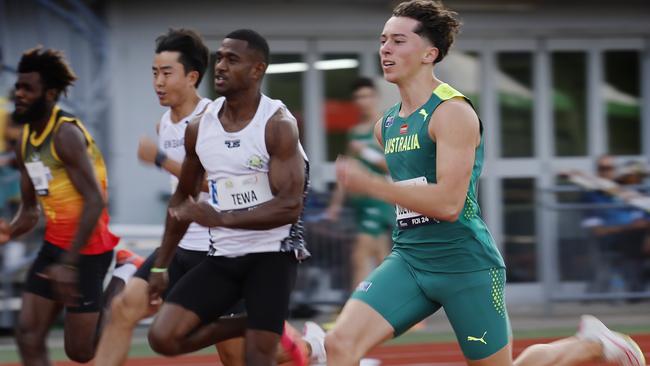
[251, 61, 267, 81]
[187, 70, 200, 87]
[44, 88, 58, 104]
[422, 46, 439, 65]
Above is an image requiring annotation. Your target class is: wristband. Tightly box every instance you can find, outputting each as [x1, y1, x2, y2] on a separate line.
[154, 150, 167, 168]
[151, 267, 167, 273]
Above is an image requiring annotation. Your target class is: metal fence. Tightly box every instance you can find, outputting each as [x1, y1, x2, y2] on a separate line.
[292, 212, 356, 307]
[538, 184, 650, 311]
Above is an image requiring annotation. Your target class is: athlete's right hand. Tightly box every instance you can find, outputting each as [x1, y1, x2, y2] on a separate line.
[348, 140, 365, 156]
[0, 219, 10, 244]
[38, 264, 80, 307]
[137, 136, 158, 165]
[148, 270, 168, 303]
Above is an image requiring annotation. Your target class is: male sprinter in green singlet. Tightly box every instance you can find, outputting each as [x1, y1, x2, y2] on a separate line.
[326, 77, 393, 290]
[325, 1, 646, 366]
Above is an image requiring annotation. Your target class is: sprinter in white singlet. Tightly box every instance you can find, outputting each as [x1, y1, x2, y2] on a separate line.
[147, 29, 312, 366]
[94, 29, 247, 366]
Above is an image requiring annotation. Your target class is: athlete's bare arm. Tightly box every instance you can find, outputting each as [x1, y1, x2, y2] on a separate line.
[54, 123, 107, 261]
[170, 108, 305, 229]
[34, 122, 108, 305]
[52, 124, 105, 255]
[0, 130, 40, 243]
[337, 98, 479, 222]
[149, 120, 204, 299]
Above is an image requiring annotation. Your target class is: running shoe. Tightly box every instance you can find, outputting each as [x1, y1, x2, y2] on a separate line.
[577, 314, 646, 366]
[281, 322, 308, 366]
[115, 248, 144, 268]
[303, 321, 327, 365]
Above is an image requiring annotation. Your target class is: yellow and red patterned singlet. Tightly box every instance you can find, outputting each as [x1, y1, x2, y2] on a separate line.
[21, 106, 119, 254]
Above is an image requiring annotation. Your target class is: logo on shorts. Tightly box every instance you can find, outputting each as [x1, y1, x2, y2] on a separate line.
[384, 116, 394, 128]
[467, 331, 487, 345]
[356, 281, 372, 292]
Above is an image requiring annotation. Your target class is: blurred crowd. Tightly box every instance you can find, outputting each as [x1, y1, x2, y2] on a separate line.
[581, 155, 650, 294]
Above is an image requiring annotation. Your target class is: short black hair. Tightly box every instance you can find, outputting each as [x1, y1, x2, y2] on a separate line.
[155, 28, 209, 87]
[351, 77, 376, 93]
[392, 0, 461, 63]
[17, 47, 77, 97]
[224, 29, 270, 64]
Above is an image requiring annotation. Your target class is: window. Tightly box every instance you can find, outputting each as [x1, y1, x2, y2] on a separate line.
[437, 51, 481, 113]
[605, 51, 641, 155]
[265, 54, 305, 142]
[553, 52, 587, 156]
[503, 178, 537, 282]
[322, 53, 360, 161]
[498, 52, 534, 157]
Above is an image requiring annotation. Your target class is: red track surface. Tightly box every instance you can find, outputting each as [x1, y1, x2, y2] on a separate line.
[5, 334, 649, 366]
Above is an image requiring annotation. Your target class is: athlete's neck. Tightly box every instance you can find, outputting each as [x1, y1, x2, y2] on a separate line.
[170, 92, 201, 123]
[397, 70, 441, 118]
[220, 88, 262, 129]
[30, 104, 56, 136]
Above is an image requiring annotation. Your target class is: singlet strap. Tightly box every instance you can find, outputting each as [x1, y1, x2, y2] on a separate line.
[51, 116, 94, 162]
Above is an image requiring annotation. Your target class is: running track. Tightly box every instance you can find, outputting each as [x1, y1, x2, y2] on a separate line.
[4, 334, 648, 365]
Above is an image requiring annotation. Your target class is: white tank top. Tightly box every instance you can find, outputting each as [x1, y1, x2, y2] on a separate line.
[158, 97, 211, 252]
[196, 94, 308, 257]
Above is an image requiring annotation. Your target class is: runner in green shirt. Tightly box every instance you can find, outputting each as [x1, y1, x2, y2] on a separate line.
[323, 1, 646, 366]
[326, 77, 394, 290]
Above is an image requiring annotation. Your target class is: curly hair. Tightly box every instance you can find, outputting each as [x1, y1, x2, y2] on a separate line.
[392, 0, 461, 63]
[17, 47, 77, 96]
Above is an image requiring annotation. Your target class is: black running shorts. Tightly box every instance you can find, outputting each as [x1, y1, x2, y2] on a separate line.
[166, 251, 297, 334]
[25, 241, 113, 313]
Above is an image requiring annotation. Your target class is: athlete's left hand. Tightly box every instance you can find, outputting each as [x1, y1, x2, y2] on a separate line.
[335, 155, 374, 195]
[169, 196, 220, 227]
[38, 264, 80, 307]
[148, 270, 168, 303]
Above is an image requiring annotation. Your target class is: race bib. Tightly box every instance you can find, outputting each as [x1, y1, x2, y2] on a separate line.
[25, 161, 50, 196]
[211, 173, 273, 211]
[395, 176, 438, 229]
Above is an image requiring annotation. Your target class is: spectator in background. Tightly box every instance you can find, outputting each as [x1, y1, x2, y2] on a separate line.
[0, 92, 27, 309]
[583, 155, 649, 293]
[326, 77, 394, 291]
[0, 92, 21, 217]
[615, 160, 649, 293]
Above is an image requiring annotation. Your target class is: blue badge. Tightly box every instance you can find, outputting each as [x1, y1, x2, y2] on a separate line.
[384, 116, 394, 127]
